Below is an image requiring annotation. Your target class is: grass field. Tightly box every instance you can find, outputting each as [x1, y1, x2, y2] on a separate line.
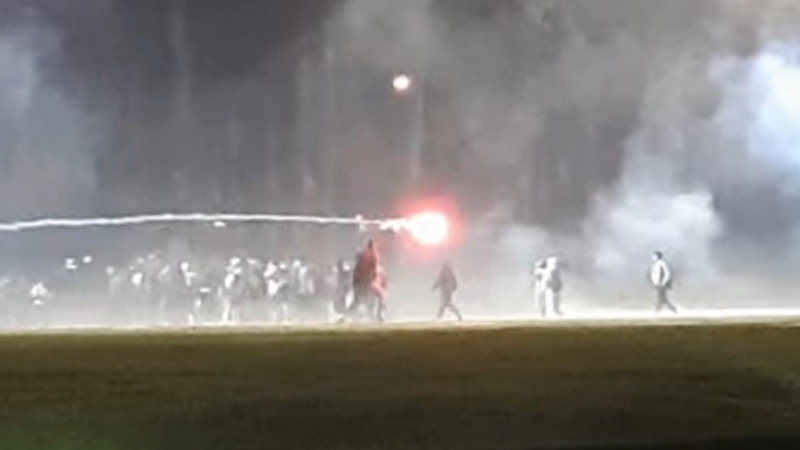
[0, 321, 799, 450]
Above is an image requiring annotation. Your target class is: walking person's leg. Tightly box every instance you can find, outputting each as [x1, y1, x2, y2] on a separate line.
[436, 292, 448, 320]
[447, 298, 463, 322]
[552, 290, 563, 316]
[661, 288, 678, 313]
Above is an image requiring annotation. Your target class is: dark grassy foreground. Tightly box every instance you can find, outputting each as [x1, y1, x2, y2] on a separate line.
[0, 323, 799, 450]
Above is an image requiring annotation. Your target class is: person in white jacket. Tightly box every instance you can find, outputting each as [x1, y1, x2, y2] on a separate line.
[531, 259, 548, 317]
[539, 257, 563, 317]
[650, 251, 677, 313]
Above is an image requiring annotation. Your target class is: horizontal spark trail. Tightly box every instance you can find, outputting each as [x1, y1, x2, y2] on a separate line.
[0, 213, 407, 232]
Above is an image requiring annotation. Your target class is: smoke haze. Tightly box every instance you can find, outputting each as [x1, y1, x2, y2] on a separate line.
[0, 12, 98, 220]
[2, 1, 800, 324]
[318, 0, 800, 309]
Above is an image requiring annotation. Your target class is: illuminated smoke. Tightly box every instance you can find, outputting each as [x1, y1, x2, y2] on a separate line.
[322, 3, 800, 314]
[0, 211, 441, 244]
[6, 2, 800, 326]
[588, 151, 723, 284]
[717, 42, 800, 191]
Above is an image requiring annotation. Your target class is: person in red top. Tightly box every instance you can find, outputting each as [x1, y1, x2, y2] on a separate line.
[352, 239, 379, 291]
[343, 239, 381, 322]
[433, 261, 462, 322]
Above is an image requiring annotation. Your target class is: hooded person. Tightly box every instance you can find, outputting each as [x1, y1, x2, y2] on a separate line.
[433, 261, 462, 322]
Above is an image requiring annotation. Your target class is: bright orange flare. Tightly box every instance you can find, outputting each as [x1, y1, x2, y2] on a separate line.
[405, 211, 450, 247]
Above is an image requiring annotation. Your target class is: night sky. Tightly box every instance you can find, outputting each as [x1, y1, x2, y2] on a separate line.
[4, 0, 800, 274]
[0, 0, 572, 223]
[0, 0, 340, 217]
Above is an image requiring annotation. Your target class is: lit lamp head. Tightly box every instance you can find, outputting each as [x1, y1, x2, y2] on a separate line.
[392, 74, 413, 93]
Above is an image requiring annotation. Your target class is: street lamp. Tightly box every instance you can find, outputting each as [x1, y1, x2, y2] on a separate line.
[391, 73, 425, 184]
[392, 74, 413, 93]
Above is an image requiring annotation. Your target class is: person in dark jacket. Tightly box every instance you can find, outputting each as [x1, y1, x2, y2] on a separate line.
[353, 240, 378, 289]
[433, 262, 462, 321]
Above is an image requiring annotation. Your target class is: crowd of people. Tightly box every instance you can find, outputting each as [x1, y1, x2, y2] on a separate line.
[0, 237, 459, 328]
[0, 235, 678, 329]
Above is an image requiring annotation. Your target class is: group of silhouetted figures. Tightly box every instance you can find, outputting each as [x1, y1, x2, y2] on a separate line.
[341, 239, 678, 324]
[0, 239, 679, 329]
[335, 239, 462, 323]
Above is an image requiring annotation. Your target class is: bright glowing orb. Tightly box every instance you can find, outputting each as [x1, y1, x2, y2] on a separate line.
[392, 74, 412, 93]
[405, 211, 449, 247]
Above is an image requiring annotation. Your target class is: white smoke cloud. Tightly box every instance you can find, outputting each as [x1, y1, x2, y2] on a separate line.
[588, 30, 800, 290]
[0, 38, 38, 112]
[0, 18, 99, 218]
[322, 1, 800, 306]
[588, 149, 723, 284]
[722, 42, 800, 192]
[333, 0, 435, 72]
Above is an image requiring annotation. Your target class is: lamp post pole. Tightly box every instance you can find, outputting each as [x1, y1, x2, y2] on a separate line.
[392, 73, 425, 186]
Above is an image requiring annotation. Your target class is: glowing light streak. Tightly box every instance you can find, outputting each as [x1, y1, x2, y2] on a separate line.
[0, 213, 387, 232]
[0, 212, 451, 247]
